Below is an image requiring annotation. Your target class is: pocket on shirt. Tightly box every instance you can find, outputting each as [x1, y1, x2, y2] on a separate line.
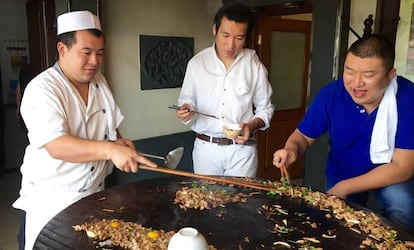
[235, 85, 250, 96]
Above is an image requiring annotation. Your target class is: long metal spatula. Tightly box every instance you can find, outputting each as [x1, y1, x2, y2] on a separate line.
[140, 147, 184, 170]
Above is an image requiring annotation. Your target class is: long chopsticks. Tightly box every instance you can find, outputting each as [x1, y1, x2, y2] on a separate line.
[168, 105, 219, 119]
[280, 165, 291, 185]
[139, 165, 278, 192]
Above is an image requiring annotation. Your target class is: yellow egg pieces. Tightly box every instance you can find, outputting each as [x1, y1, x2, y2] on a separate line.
[147, 230, 160, 239]
[110, 219, 120, 228]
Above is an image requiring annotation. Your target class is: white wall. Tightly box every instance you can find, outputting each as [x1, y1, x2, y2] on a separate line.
[0, 0, 29, 104]
[347, 0, 414, 81]
[348, 0, 377, 46]
[395, 0, 414, 81]
[101, 0, 222, 140]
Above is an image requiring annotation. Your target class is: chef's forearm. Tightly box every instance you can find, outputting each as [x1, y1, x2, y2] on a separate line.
[45, 135, 115, 162]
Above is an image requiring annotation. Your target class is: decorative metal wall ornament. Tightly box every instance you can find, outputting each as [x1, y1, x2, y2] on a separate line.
[139, 35, 194, 90]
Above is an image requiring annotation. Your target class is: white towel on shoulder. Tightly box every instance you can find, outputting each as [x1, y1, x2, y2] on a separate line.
[370, 76, 398, 164]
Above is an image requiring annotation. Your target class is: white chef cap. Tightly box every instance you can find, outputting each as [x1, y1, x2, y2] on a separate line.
[57, 10, 101, 35]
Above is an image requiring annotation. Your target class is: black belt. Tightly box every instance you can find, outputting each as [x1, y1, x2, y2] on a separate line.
[196, 134, 256, 146]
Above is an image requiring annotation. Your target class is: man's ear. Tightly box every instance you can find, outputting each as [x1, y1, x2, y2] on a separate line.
[212, 24, 217, 36]
[57, 41, 66, 56]
[388, 68, 397, 81]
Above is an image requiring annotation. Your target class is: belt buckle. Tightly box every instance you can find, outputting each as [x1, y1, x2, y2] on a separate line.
[213, 137, 221, 144]
[220, 137, 234, 145]
[217, 137, 226, 145]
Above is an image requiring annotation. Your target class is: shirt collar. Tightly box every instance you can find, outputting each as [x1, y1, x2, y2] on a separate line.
[212, 42, 245, 69]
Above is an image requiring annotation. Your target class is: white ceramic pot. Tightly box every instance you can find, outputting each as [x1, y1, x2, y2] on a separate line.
[167, 227, 208, 250]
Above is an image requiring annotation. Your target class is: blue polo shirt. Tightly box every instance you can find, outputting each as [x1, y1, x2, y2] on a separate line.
[298, 76, 414, 186]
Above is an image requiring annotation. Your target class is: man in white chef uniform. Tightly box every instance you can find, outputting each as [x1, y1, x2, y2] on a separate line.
[13, 10, 156, 249]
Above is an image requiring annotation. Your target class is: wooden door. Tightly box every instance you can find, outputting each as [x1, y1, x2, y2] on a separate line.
[26, 0, 57, 76]
[255, 17, 312, 181]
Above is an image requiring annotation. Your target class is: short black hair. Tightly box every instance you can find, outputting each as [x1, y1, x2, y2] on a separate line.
[347, 34, 395, 73]
[57, 29, 103, 49]
[213, 3, 255, 38]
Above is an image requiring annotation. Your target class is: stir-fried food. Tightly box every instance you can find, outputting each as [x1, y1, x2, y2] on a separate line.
[73, 219, 175, 250]
[73, 178, 414, 250]
[174, 182, 249, 210]
[231, 177, 414, 250]
[73, 218, 218, 250]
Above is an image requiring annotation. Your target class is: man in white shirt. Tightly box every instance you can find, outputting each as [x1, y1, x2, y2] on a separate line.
[13, 11, 156, 249]
[176, 3, 274, 177]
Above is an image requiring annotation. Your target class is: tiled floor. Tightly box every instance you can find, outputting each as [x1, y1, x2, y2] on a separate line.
[0, 171, 22, 250]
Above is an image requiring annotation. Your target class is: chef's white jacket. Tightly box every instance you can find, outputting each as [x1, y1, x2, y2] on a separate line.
[13, 63, 124, 249]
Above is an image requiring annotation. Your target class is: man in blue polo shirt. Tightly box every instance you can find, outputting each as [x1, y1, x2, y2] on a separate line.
[273, 34, 414, 235]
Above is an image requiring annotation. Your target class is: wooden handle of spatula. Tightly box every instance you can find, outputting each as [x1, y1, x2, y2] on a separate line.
[139, 165, 277, 192]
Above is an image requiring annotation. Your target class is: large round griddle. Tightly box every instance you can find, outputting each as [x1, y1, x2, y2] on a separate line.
[34, 176, 413, 249]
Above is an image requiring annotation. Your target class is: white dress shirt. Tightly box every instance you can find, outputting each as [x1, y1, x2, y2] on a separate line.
[178, 44, 274, 137]
[178, 45, 274, 177]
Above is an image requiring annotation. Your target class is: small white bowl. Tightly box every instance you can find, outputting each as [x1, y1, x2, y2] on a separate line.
[223, 123, 242, 138]
[168, 227, 208, 250]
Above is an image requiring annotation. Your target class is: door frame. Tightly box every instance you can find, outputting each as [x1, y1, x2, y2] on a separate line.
[255, 16, 312, 181]
[259, 17, 311, 111]
[249, 3, 313, 181]
[26, 0, 57, 76]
